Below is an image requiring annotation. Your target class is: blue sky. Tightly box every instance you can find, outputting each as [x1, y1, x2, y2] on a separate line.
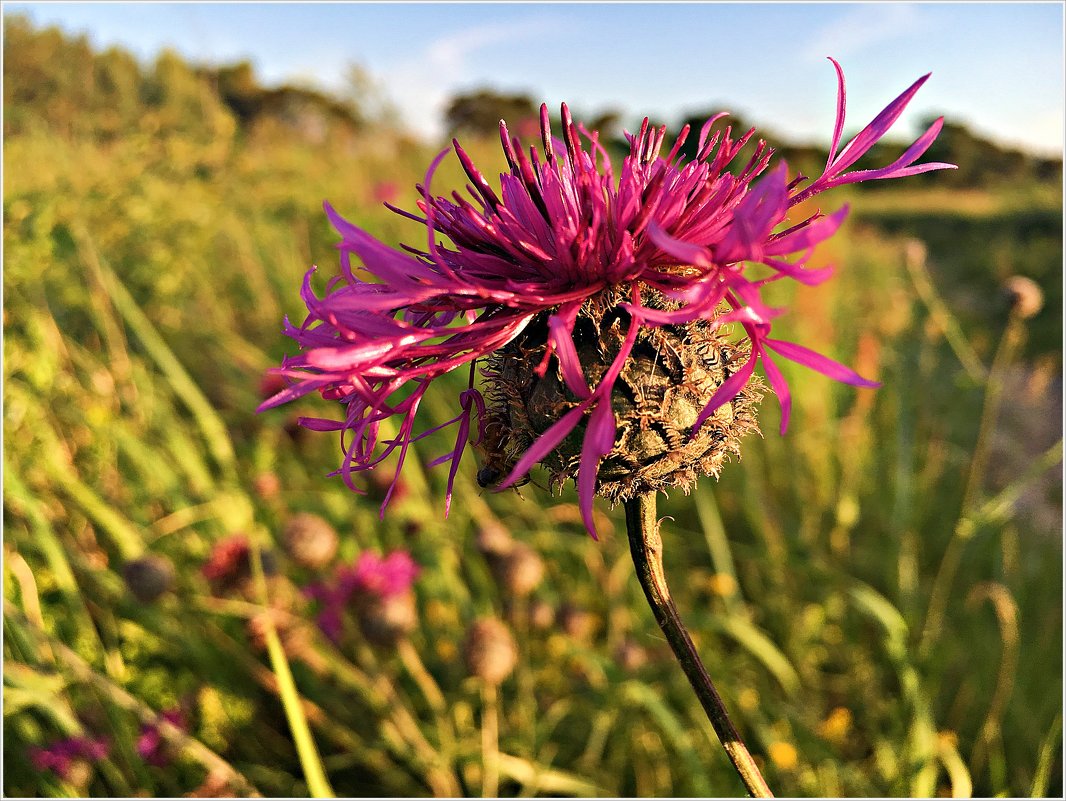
[5, 2, 1064, 155]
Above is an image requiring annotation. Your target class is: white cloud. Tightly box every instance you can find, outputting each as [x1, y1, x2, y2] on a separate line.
[802, 3, 924, 63]
[381, 17, 559, 140]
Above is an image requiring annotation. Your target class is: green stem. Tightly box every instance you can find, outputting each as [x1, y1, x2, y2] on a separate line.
[481, 682, 500, 799]
[919, 313, 1023, 656]
[625, 492, 773, 798]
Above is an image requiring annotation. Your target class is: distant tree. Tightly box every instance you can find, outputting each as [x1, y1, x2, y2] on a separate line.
[444, 89, 537, 137]
[344, 62, 402, 129]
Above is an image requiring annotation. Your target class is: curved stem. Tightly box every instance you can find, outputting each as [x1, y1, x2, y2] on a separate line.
[625, 492, 773, 798]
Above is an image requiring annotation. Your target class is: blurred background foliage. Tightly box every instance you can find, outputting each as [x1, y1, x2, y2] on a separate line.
[3, 14, 1062, 798]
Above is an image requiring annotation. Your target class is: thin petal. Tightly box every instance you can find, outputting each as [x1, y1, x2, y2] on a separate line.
[826, 57, 847, 169]
[694, 348, 758, 432]
[577, 400, 616, 539]
[764, 338, 881, 387]
[759, 347, 791, 435]
[830, 73, 931, 175]
[498, 403, 588, 489]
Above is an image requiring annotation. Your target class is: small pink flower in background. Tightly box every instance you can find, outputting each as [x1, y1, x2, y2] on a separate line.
[372, 181, 399, 204]
[201, 534, 252, 584]
[513, 116, 539, 140]
[202, 534, 277, 593]
[30, 736, 109, 779]
[303, 578, 350, 642]
[137, 709, 187, 768]
[347, 550, 420, 597]
[304, 550, 420, 640]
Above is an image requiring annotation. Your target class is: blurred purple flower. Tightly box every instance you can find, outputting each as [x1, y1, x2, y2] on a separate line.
[348, 550, 420, 597]
[372, 180, 399, 204]
[304, 550, 420, 641]
[137, 709, 186, 768]
[260, 59, 953, 534]
[30, 736, 109, 779]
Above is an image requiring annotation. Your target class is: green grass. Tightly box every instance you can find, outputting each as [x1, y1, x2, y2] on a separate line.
[3, 126, 1062, 798]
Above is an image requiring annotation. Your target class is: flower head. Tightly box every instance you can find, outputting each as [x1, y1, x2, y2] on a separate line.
[30, 736, 110, 779]
[303, 549, 420, 642]
[137, 709, 186, 768]
[260, 59, 953, 535]
[347, 549, 421, 597]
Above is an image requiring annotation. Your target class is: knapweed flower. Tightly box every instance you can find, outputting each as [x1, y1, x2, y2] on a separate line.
[260, 60, 954, 535]
[304, 549, 420, 645]
[137, 709, 187, 768]
[201, 534, 277, 594]
[349, 549, 421, 596]
[29, 735, 109, 780]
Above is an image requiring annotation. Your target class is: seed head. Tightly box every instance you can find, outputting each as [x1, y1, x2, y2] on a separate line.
[354, 591, 418, 647]
[1003, 275, 1044, 320]
[481, 288, 763, 505]
[492, 543, 546, 599]
[463, 617, 518, 685]
[123, 555, 175, 603]
[282, 513, 339, 569]
[558, 604, 599, 642]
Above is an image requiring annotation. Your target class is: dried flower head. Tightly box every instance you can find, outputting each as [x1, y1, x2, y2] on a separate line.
[260, 60, 953, 535]
[282, 512, 339, 569]
[463, 617, 519, 685]
[1003, 275, 1044, 320]
[123, 554, 175, 603]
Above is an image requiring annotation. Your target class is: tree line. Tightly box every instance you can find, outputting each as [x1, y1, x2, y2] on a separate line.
[4, 14, 1060, 189]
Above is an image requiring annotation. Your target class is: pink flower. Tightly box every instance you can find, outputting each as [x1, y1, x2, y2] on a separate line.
[372, 181, 399, 204]
[30, 736, 109, 779]
[348, 550, 420, 597]
[137, 709, 186, 768]
[260, 59, 953, 535]
[304, 550, 420, 640]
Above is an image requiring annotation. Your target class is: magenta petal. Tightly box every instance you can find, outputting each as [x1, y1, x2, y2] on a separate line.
[577, 400, 616, 539]
[647, 222, 713, 268]
[764, 338, 880, 387]
[256, 377, 332, 412]
[766, 206, 849, 256]
[759, 347, 792, 435]
[825, 57, 847, 169]
[498, 403, 589, 490]
[548, 305, 592, 399]
[830, 72, 931, 175]
[694, 348, 758, 432]
[763, 257, 836, 286]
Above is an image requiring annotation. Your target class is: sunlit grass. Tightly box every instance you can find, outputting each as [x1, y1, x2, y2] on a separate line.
[4, 128, 1062, 798]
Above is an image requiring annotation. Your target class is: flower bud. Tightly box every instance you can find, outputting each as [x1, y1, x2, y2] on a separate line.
[558, 604, 598, 642]
[475, 521, 513, 558]
[463, 617, 518, 685]
[528, 599, 556, 630]
[282, 513, 338, 569]
[355, 591, 418, 647]
[123, 555, 175, 603]
[252, 472, 281, 501]
[492, 543, 545, 599]
[1003, 275, 1044, 320]
[202, 535, 277, 595]
[615, 637, 649, 672]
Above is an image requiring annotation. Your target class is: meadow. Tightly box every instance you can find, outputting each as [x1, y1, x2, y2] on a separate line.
[3, 47, 1063, 798]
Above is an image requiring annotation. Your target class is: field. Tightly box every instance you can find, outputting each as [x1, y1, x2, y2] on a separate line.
[3, 106, 1063, 797]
